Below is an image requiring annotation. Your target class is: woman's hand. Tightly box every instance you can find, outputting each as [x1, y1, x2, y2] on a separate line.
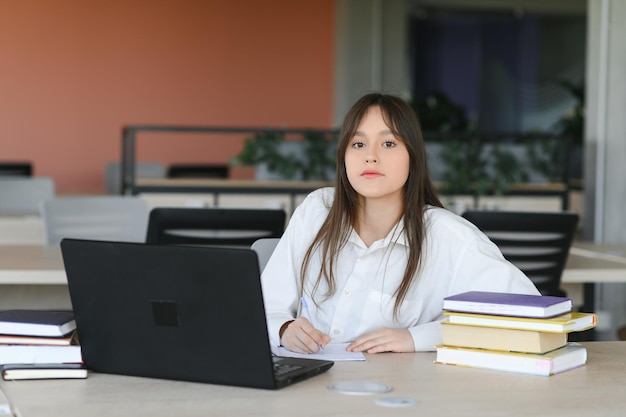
[280, 317, 331, 354]
[346, 328, 414, 353]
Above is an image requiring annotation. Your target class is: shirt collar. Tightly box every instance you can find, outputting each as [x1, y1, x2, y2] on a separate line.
[347, 217, 409, 250]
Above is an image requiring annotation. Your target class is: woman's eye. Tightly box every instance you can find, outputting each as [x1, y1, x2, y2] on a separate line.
[351, 141, 365, 148]
[382, 140, 396, 148]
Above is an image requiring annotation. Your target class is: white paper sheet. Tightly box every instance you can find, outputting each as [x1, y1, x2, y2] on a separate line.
[271, 343, 366, 361]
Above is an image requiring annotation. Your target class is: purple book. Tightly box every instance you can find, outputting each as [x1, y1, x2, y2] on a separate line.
[442, 291, 573, 318]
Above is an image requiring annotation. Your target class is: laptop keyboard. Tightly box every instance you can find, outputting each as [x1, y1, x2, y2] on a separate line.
[273, 362, 303, 377]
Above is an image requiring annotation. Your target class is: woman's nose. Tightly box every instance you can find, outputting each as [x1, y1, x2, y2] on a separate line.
[365, 150, 378, 164]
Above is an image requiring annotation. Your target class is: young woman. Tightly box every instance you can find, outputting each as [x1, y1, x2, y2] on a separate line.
[260, 93, 539, 353]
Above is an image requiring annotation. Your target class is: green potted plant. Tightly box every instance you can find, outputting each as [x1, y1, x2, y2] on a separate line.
[231, 130, 338, 181]
[414, 92, 535, 207]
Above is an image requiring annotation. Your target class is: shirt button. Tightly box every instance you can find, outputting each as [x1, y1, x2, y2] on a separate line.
[333, 329, 341, 335]
[345, 291, 351, 297]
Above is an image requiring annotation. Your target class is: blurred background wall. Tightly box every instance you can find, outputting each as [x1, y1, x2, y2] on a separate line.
[0, 0, 335, 193]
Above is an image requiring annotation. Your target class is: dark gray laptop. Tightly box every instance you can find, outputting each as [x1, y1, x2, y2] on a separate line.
[60, 238, 333, 389]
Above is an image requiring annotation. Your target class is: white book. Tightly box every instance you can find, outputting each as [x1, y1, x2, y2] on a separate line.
[435, 343, 587, 376]
[0, 344, 82, 365]
[1, 363, 87, 380]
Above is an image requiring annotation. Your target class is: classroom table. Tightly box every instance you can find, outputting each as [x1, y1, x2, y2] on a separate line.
[0, 216, 44, 246]
[2, 242, 626, 285]
[132, 178, 572, 211]
[0, 246, 69, 310]
[566, 242, 626, 282]
[0, 246, 64, 285]
[0, 243, 626, 311]
[0, 341, 624, 417]
[135, 178, 331, 214]
[564, 242, 626, 313]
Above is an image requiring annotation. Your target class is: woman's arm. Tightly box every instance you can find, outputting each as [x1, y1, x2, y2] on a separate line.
[260, 189, 332, 347]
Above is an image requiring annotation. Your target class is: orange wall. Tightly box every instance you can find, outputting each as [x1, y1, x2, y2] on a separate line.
[0, 0, 335, 194]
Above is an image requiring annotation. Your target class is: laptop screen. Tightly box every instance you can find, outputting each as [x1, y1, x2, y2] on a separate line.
[61, 239, 332, 389]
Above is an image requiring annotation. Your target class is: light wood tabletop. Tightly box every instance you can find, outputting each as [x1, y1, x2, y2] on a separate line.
[0, 245, 64, 285]
[0, 341, 624, 417]
[2, 242, 626, 286]
[564, 243, 626, 283]
[0, 216, 44, 246]
[0, 242, 625, 311]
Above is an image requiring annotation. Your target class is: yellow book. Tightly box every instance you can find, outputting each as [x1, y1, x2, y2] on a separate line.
[435, 343, 587, 376]
[442, 311, 597, 333]
[441, 321, 567, 354]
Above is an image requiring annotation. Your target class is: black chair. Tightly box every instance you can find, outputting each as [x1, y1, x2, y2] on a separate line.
[0, 162, 32, 177]
[167, 164, 229, 179]
[145, 207, 286, 247]
[461, 210, 579, 297]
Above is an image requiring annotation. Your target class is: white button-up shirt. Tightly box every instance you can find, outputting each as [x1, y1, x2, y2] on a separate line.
[260, 188, 540, 351]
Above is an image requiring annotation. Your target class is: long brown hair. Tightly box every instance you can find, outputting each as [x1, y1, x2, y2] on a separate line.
[300, 93, 443, 316]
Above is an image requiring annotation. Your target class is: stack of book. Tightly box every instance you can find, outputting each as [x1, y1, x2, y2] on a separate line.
[0, 310, 86, 380]
[435, 291, 598, 376]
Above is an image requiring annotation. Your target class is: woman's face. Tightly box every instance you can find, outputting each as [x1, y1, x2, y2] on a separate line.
[344, 105, 410, 204]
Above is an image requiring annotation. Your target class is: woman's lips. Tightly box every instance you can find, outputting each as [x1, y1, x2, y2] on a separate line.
[361, 170, 383, 178]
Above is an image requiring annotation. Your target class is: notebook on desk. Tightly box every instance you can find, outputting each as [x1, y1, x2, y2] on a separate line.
[60, 238, 333, 389]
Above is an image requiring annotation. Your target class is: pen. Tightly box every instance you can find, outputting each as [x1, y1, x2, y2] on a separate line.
[300, 296, 323, 353]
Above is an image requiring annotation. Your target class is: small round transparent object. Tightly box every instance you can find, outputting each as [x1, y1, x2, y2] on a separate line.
[327, 381, 393, 395]
[374, 397, 417, 408]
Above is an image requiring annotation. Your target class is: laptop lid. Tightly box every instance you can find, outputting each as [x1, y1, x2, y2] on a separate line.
[60, 238, 333, 389]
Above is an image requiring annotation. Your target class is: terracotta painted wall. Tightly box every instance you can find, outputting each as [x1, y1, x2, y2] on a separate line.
[0, 0, 335, 194]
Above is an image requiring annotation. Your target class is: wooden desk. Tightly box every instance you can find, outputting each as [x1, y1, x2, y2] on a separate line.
[135, 178, 331, 214]
[566, 242, 626, 283]
[3, 243, 625, 286]
[134, 178, 574, 212]
[565, 243, 626, 313]
[0, 216, 44, 246]
[0, 341, 624, 417]
[0, 246, 65, 285]
[1, 243, 626, 311]
[0, 246, 70, 310]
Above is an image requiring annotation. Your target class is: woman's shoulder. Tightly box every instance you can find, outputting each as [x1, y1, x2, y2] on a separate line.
[290, 187, 334, 222]
[300, 187, 335, 210]
[424, 206, 485, 242]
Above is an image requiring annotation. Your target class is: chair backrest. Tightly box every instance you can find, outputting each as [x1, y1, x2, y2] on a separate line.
[145, 207, 286, 247]
[41, 196, 149, 245]
[0, 162, 32, 177]
[0, 177, 55, 215]
[105, 161, 166, 194]
[166, 164, 229, 179]
[251, 237, 280, 272]
[461, 210, 579, 297]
